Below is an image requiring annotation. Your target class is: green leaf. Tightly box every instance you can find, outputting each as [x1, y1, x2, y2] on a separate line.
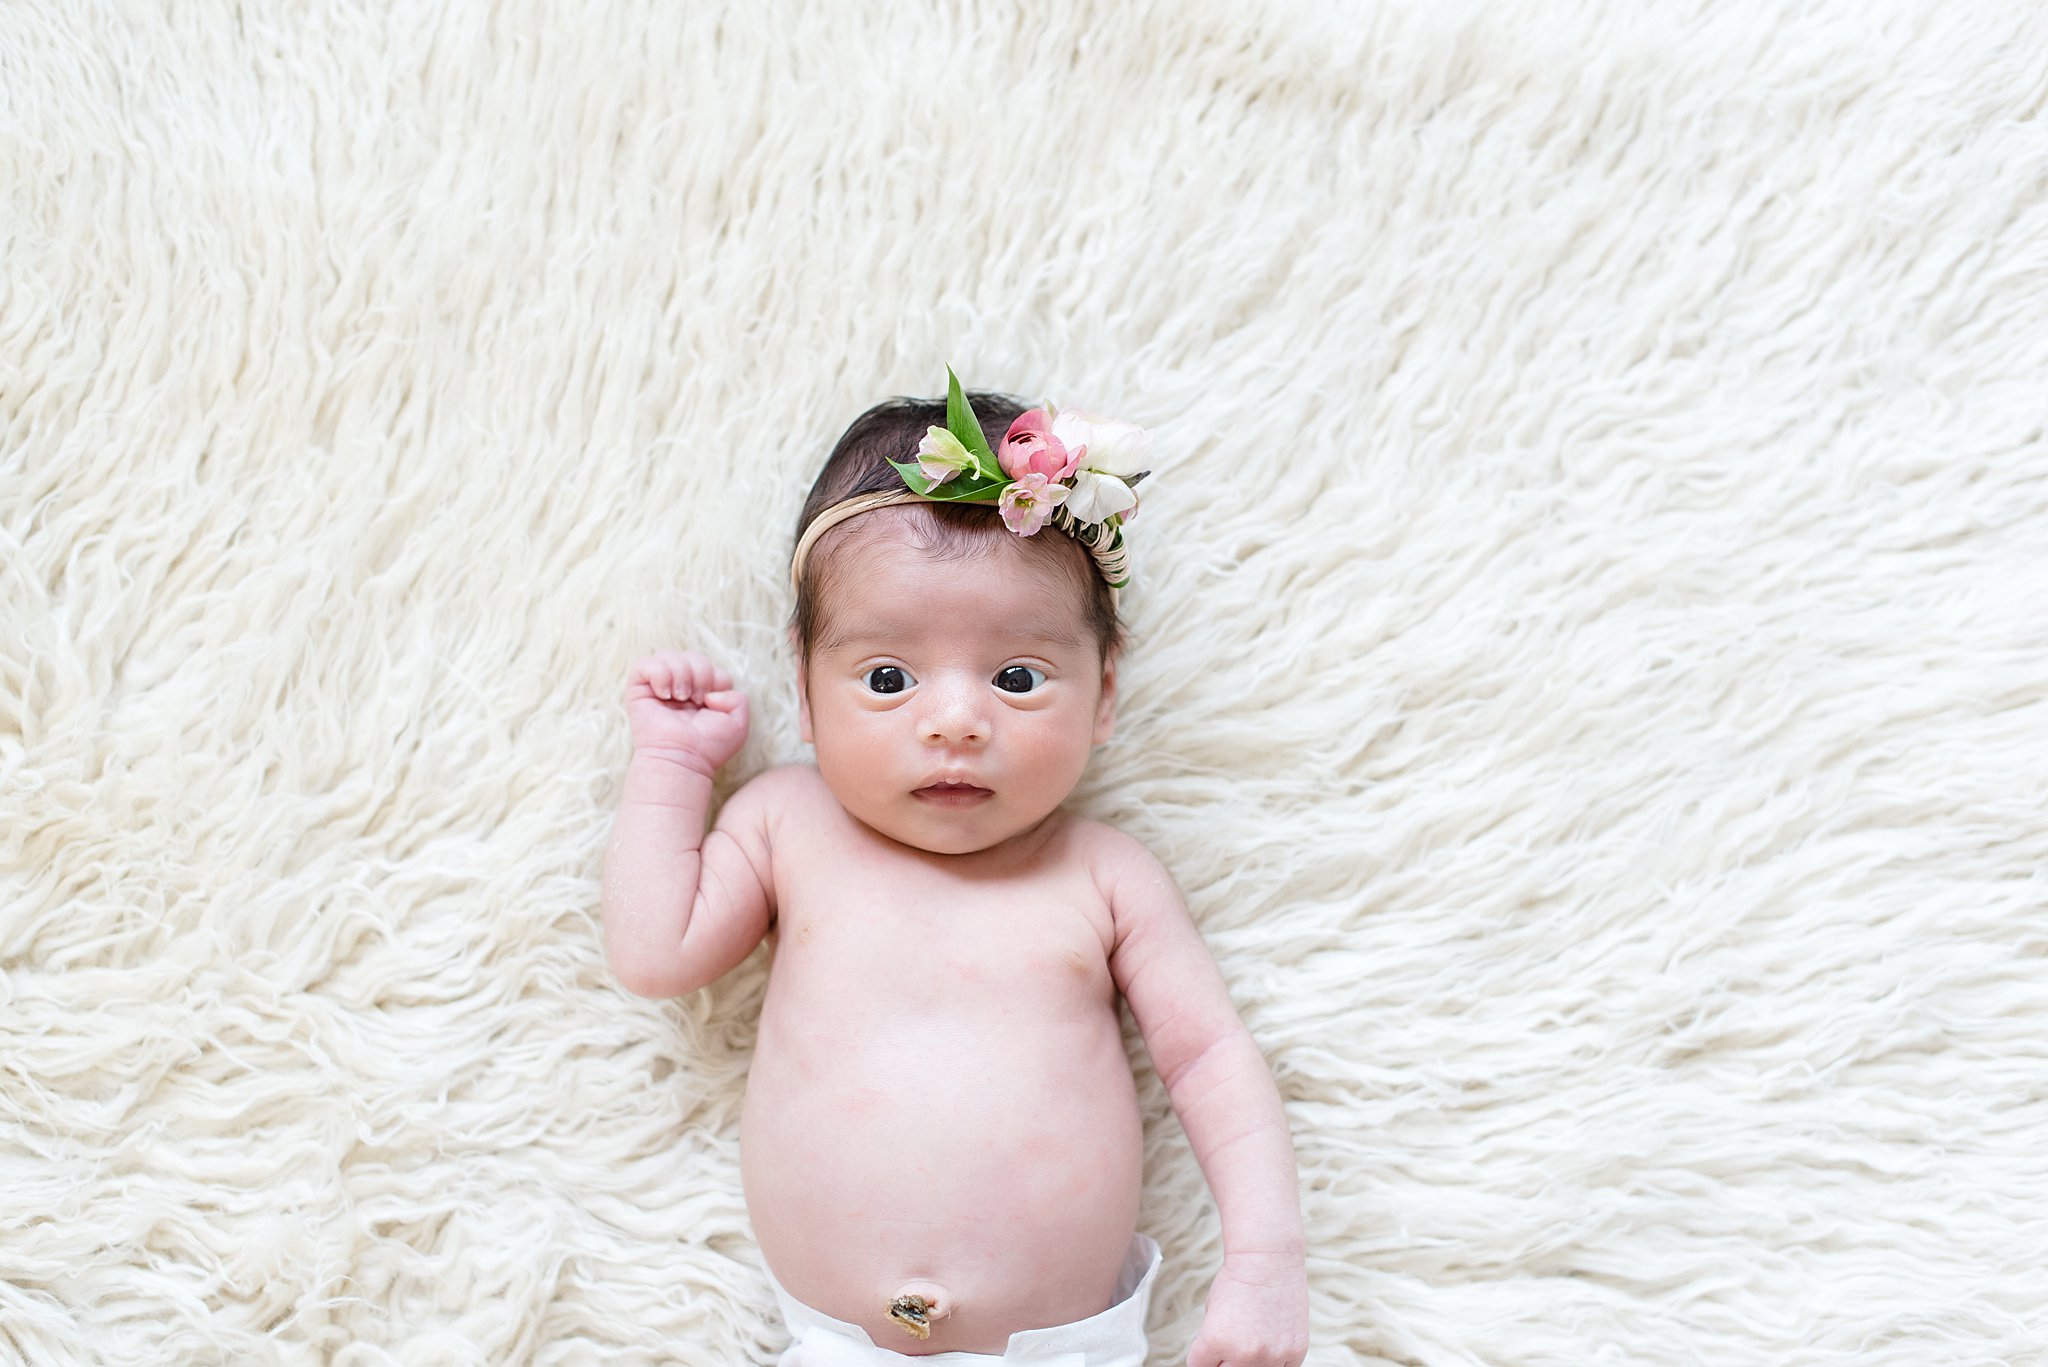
[887, 458, 1006, 503]
[887, 458, 936, 495]
[945, 365, 999, 478]
[925, 475, 1006, 503]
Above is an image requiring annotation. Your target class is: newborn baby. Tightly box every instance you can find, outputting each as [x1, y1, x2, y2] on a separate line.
[601, 378, 1309, 1365]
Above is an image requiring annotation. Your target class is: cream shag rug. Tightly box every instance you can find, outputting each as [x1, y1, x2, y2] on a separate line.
[4, 2, 2046, 1363]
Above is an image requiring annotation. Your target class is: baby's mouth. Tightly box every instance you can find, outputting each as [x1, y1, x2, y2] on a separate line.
[913, 782, 993, 805]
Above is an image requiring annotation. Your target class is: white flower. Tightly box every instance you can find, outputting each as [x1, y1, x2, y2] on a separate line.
[1046, 405, 1150, 524]
[914, 426, 978, 485]
[1049, 408, 1150, 479]
[1062, 469, 1139, 524]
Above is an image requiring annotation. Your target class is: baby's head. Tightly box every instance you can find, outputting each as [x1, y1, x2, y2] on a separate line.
[788, 390, 1129, 856]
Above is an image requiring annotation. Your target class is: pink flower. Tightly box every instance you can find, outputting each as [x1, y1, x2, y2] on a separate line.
[997, 473, 1069, 535]
[997, 408, 1081, 483]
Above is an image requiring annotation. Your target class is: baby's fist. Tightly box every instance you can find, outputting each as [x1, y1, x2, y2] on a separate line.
[1187, 1255, 1310, 1367]
[623, 650, 750, 773]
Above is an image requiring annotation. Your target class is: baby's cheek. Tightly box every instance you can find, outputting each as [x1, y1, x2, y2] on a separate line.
[1018, 718, 1094, 787]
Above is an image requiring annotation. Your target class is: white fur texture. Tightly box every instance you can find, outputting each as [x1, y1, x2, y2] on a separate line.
[5, 2, 2046, 1363]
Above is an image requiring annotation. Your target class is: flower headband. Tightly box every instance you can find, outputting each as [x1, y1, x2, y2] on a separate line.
[788, 366, 1153, 609]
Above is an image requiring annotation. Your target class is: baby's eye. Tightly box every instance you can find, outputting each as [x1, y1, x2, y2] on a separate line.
[993, 665, 1047, 694]
[864, 665, 914, 694]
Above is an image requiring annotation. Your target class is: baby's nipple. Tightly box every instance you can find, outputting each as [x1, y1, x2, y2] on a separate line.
[885, 1280, 952, 1340]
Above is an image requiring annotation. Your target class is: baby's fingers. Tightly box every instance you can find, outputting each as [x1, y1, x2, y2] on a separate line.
[677, 653, 734, 700]
[623, 655, 668, 700]
[702, 689, 747, 715]
[627, 651, 729, 704]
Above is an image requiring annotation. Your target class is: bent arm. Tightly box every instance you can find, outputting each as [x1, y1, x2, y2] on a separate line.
[1107, 835, 1305, 1262]
[600, 754, 776, 997]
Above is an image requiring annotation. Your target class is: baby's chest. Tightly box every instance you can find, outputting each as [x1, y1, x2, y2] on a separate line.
[770, 861, 1117, 1016]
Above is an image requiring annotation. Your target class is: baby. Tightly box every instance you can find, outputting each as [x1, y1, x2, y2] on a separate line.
[600, 374, 1310, 1366]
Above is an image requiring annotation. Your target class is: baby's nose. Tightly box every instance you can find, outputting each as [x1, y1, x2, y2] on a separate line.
[917, 677, 990, 744]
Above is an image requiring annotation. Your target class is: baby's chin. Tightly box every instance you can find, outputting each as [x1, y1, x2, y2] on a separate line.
[833, 787, 1066, 857]
[889, 827, 1009, 856]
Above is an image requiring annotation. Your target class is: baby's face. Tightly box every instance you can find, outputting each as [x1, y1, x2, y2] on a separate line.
[796, 519, 1115, 857]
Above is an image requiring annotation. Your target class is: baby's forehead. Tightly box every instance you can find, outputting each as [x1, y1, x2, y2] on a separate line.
[810, 508, 1097, 650]
[816, 569, 1092, 656]
[816, 594, 1087, 655]
[811, 573, 1089, 651]
[825, 513, 1087, 595]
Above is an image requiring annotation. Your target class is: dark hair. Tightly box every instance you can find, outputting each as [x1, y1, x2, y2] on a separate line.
[789, 391, 1127, 670]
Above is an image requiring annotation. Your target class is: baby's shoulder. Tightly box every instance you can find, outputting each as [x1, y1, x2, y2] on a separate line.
[1060, 813, 1169, 899]
[734, 760, 827, 796]
[719, 761, 831, 832]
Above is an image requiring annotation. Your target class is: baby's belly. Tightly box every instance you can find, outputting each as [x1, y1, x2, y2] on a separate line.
[740, 997, 1144, 1353]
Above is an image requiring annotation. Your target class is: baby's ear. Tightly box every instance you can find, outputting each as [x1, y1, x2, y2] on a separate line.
[1092, 652, 1117, 746]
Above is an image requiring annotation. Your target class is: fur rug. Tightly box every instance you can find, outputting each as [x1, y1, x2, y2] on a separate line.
[4, 1, 2045, 1363]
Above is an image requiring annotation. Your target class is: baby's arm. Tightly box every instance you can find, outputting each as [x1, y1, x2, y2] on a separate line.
[1103, 830, 1309, 1367]
[601, 651, 777, 998]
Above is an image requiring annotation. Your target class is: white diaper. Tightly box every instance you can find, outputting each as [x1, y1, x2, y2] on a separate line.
[766, 1232, 1161, 1366]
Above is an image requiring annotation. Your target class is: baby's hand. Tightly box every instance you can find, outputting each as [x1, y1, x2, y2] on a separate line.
[1186, 1252, 1310, 1367]
[622, 650, 750, 774]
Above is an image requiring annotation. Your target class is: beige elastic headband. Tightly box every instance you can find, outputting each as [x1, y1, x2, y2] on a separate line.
[788, 489, 1127, 612]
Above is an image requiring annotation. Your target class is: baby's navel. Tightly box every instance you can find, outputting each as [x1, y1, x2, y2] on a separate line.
[885, 1280, 951, 1339]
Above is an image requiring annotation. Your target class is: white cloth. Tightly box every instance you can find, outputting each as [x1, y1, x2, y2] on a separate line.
[767, 1233, 1161, 1366]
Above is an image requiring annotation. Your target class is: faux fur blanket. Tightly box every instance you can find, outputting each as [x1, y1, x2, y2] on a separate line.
[4, 2, 2044, 1363]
